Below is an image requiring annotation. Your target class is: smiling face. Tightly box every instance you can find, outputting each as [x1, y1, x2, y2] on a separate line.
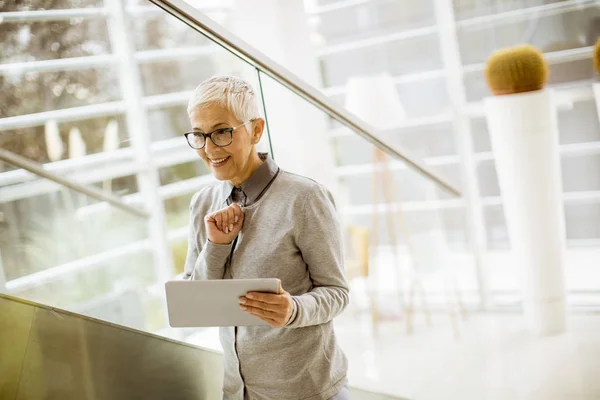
[189, 104, 265, 186]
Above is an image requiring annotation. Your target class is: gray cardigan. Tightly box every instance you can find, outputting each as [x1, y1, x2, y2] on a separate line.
[184, 169, 349, 400]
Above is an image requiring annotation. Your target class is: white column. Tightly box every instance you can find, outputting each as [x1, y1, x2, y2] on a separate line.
[485, 90, 567, 336]
[105, 0, 174, 283]
[227, 0, 339, 195]
[434, 0, 491, 309]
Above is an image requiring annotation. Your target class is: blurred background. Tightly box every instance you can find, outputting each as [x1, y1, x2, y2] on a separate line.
[1, 0, 600, 399]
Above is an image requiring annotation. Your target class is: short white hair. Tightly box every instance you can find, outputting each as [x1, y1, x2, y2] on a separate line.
[187, 75, 260, 122]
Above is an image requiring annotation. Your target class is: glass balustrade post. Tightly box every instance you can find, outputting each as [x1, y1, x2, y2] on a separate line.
[255, 68, 275, 159]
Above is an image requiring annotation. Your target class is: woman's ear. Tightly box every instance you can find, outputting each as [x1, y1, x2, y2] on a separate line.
[252, 118, 265, 144]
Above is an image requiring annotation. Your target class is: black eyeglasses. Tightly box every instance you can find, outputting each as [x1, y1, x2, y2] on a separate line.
[184, 120, 255, 150]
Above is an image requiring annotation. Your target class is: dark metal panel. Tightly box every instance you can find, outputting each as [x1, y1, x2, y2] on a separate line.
[0, 295, 222, 400]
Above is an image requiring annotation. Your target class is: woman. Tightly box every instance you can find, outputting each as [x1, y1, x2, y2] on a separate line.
[183, 76, 350, 400]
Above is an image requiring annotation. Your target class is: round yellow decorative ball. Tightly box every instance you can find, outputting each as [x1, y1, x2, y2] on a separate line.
[485, 44, 549, 96]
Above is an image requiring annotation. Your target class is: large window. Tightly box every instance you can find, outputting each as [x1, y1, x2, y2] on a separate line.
[307, 0, 600, 307]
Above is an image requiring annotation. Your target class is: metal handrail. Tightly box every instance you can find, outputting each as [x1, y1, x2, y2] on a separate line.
[147, 0, 462, 197]
[0, 149, 149, 218]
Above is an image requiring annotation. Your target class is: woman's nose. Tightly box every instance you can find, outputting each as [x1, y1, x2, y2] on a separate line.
[204, 136, 217, 152]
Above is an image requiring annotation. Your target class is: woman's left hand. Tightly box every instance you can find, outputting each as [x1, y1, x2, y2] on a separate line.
[239, 286, 294, 328]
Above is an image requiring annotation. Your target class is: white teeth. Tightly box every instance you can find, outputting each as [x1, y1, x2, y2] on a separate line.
[210, 157, 227, 164]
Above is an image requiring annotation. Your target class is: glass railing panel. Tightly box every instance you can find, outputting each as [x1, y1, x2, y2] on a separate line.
[257, 69, 478, 394]
[0, 0, 274, 341]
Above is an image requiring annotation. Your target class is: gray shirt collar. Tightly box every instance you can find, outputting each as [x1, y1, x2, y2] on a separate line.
[221, 153, 279, 206]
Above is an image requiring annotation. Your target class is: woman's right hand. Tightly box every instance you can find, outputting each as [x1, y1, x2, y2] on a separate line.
[204, 203, 244, 245]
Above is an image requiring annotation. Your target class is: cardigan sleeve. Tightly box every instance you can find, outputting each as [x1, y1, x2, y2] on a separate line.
[286, 184, 349, 328]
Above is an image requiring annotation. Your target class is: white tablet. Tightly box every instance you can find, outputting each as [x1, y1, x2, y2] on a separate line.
[165, 278, 280, 327]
